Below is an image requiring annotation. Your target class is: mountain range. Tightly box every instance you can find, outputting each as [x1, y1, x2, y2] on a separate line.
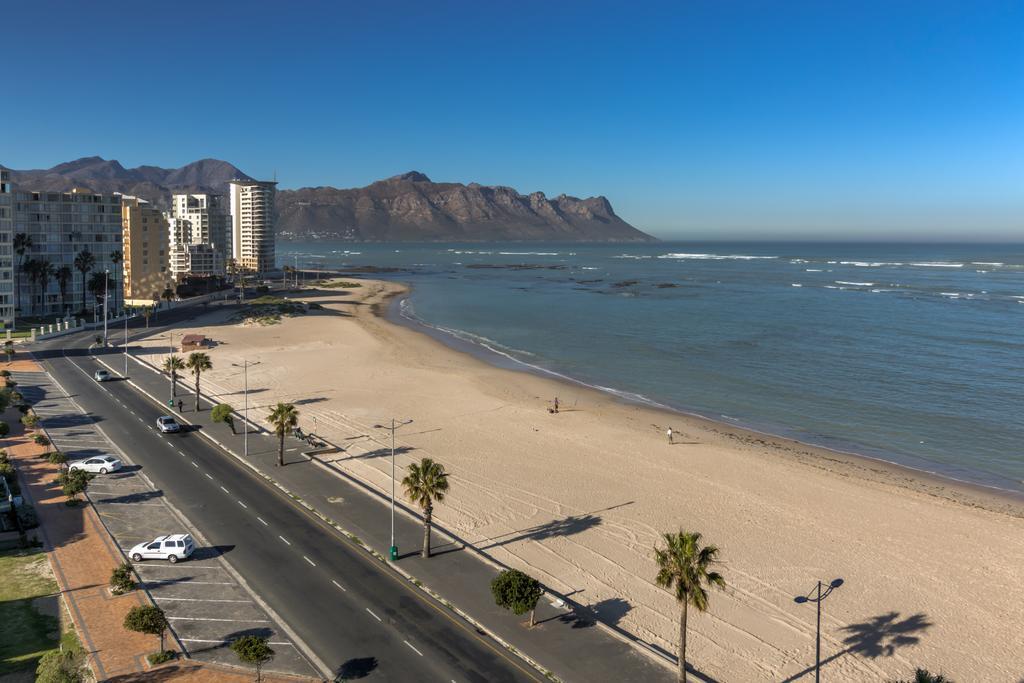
[0, 158, 654, 243]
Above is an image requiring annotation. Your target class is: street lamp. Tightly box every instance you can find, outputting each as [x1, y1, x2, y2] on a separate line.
[123, 313, 128, 376]
[372, 418, 413, 561]
[165, 332, 176, 407]
[102, 269, 109, 345]
[794, 578, 844, 683]
[232, 360, 261, 458]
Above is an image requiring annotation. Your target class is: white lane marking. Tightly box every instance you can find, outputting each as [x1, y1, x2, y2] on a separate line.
[155, 597, 251, 603]
[278, 535, 291, 546]
[219, 486, 230, 494]
[176, 449, 185, 456]
[191, 461, 199, 468]
[167, 616, 270, 623]
[205, 473, 213, 480]
[365, 608, 382, 622]
[303, 555, 316, 567]
[238, 501, 248, 509]
[331, 579, 347, 592]
[257, 517, 268, 526]
[404, 640, 424, 657]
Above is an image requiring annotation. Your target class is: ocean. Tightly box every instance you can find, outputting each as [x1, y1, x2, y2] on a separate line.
[280, 241, 1024, 494]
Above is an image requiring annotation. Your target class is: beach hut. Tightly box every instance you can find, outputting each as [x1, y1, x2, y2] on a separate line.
[180, 334, 210, 352]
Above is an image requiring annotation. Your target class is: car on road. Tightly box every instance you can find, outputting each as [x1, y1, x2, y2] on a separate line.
[129, 534, 195, 563]
[94, 369, 112, 382]
[67, 455, 122, 474]
[156, 415, 181, 433]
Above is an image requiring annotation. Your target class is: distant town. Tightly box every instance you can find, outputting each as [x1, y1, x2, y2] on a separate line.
[0, 169, 277, 329]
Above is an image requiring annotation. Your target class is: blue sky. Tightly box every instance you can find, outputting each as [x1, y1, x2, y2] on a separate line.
[2, 0, 1022, 239]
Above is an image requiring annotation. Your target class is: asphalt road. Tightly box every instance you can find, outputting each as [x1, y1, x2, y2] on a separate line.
[33, 327, 539, 683]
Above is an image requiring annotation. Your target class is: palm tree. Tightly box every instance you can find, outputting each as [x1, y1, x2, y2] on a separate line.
[87, 272, 107, 318]
[892, 670, 953, 683]
[267, 403, 298, 467]
[163, 355, 185, 398]
[110, 250, 123, 313]
[141, 306, 153, 328]
[13, 233, 33, 316]
[654, 530, 726, 683]
[55, 266, 72, 316]
[161, 287, 175, 308]
[21, 258, 39, 316]
[73, 249, 95, 315]
[185, 352, 212, 412]
[402, 458, 450, 558]
[36, 260, 54, 317]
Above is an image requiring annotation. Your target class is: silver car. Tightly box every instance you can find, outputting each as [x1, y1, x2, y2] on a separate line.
[156, 415, 181, 433]
[94, 369, 112, 382]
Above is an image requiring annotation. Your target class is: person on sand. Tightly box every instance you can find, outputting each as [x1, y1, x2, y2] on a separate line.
[178, 399, 184, 413]
[553, 397, 559, 414]
[667, 427, 674, 444]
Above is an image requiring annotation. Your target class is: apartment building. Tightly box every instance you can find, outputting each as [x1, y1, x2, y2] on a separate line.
[121, 197, 170, 302]
[11, 188, 122, 316]
[0, 171, 14, 329]
[169, 193, 229, 280]
[228, 180, 277, 274]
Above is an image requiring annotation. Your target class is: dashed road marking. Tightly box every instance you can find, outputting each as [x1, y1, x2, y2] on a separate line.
[220, 486, 230, 494]
[404, 640, 424, 657]
[191, 461, 199, 468]
[257, 517, 268, 526]
[366, 608, 382, 622]
[303, 556, 316, 567]
[331, 579, 347, 592]
[205, 473, 213, 480]
[279, 535, 291, 546]
[238, 501, 248, 509]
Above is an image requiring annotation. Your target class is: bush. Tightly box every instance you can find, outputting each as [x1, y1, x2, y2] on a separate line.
[0, 460, 13, 481]
[35, 647, 85, 683]
[48, 451, 67, 467]
[123, 605, 169, 652]
[490, 568, 544, 627]
[146, 650, 175, 666]
[211, 404, 236, 434]
[255, 285, 270, 295]
[59, 468, 93, 505]
[231, 635, 275, 681]
[16, 502, 38, 529]
[34, 434, 50, 446]
[0, 369, 10, 378]
[5, 379, 16, 388]
[0, 422, 9, 437]
[110, 561, 136, 594]
[17, 404, 29, 414]
[21, 413, 39, 429]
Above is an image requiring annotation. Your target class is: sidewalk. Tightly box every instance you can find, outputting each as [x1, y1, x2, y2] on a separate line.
[7, 359, 314, 683]
[96, 347, 676, 682]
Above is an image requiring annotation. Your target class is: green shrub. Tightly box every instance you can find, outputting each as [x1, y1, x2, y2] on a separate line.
[34, 434, 50, 446]
[58, 468, 93, 505]
[146, 650, 175, 665]
[491, 568, 544, 627]
[0, 369, 10, 378]
[110, 561, 136, 594]
[123, 605, 168, 652]
[211, 404, 236, 434]
[48, 451, 67, 467]
[35, 647, 85, 683]
[21, 413, 39, 428]
[0, 460, 13, 480]
[231, 635, 275, 680]
[0, 421, 9, 437]
[17, 502, 38, 529]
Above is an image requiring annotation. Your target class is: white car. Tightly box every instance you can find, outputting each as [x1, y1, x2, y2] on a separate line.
[94, 370, 112, 382]
[156, 416, 181, 433]
[67, 455, 122, 474]
[129, 534, 195, 563]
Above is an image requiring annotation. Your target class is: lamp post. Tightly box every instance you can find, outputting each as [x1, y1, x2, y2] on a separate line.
[794, 578, 844, 683]
[232, 360, 261, 458]
[102, 269, 109, 345]
[373, 418, 413, 561]
[165, 332, 176, 407]
[123, 313, 128, 376]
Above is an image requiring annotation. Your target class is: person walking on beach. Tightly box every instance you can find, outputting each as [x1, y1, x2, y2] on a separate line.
[553, 397, 560, 414]
[667, 427, 674, 444]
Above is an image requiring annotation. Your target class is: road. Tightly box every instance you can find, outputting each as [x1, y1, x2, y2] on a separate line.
[32, 320, 540, 683]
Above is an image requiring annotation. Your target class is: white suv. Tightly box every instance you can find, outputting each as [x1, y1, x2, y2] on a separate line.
[129, 534, 195, 563]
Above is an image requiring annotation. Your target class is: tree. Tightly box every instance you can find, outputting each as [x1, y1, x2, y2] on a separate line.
[35, 646, 84, 683]
[110, 561, 136, 594]
[654, 530, 726, 683]
[163, 355, 185, 398]
[0, 422, 10, 438]
[491, 568, 544, 627]
[56, 265, 73, 315]
[13, 233, 33, 317]
[123, 605, 169, 653]
[58, 468, 94, 505]
[892, 670, 953, 683]
[35, 260, 54, 317]
[231, 635, 275, 683]
[402, 457, 450, 558]
[267, 403, 298, 466]
[185, 352, 212, 412]
[212, 404, 236, 434]
[87, 271, 107, 310]
[110, 250, 123, 312]
[73, 249, 95, 314]
[161, 287, 175, 308]
[141, 306, 153, 328]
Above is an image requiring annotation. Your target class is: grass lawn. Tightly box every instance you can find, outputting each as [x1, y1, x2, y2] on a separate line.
[0, 548, 64, 675]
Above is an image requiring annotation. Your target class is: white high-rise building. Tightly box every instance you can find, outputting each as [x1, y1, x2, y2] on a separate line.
[169, 193, 229, 280]
[0, 171, 14, 328]
[228, 180, 277, 274]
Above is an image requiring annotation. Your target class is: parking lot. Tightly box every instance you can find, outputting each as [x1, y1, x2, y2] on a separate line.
[15, 369, 317, 676]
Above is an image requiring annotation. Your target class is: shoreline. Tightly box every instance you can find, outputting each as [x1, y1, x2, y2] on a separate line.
[381, 281, 1024, 518]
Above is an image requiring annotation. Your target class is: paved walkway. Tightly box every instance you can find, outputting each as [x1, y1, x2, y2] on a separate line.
[94, 346, 676, 682]
[6, 358, 314, 683]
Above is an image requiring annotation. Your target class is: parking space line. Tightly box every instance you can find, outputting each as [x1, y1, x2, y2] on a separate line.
[366, 608, 382, 622]
[279, 535, 291, 546]
[155, 597, 252, 603]
[303, 556, 316, 567]
[331, 579, 347, 592]
[180, 638, 295, 646]
[142, 580, 236, 585]
[404, 640, 424, 656]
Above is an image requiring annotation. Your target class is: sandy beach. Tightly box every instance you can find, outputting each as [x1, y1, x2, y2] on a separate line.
[135, 280, 1024, 682]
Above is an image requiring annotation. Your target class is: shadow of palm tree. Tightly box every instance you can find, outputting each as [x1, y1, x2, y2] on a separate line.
[780, 611, 933, 683]
[554, 596, 633, 628]
[350, 445, 414, 460]
[481, 513, 602, 549]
